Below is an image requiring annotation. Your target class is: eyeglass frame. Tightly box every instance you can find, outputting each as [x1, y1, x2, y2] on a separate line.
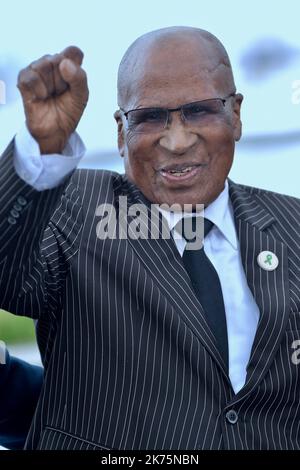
[119, 92, 237, 133]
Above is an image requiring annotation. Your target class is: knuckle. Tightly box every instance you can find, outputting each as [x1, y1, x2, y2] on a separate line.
[17, 69, 32, 87]
[32, 54, 52, 66]
[62, 46, 84, 66]
[80, 68, 87, 81]
[31, 57, 52, 73]
[18, 70, 40, 92]
[49, 53, 61, 65]
[17, 68, 26, 84]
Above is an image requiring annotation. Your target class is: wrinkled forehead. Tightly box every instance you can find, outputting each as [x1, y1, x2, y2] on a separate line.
[121, 37, 233, 108]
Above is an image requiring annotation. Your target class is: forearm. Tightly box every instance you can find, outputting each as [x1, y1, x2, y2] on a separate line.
[0, 140, 72, 317]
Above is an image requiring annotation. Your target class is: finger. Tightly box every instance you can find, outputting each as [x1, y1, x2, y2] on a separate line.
[29, 54, 57, 96]
[47, 53, 69, 95]
[45, 47, 84, 96]
[17, 67, 48, 102]
[22, 47, 84, 99]
[61, 46, 84, 66]
[59, 58, 88, 103]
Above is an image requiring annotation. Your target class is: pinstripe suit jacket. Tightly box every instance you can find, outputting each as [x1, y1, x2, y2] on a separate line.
[0, 141, 300, 450]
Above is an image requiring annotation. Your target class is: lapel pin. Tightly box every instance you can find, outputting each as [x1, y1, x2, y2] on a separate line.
[257, 251, 279, 271]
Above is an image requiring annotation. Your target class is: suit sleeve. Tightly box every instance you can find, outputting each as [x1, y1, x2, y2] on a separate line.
[0, 140, 82, 319]
[0, 350, 43, 449]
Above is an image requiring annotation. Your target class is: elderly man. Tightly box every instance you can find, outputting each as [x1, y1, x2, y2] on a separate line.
[0, 26, 299, 450]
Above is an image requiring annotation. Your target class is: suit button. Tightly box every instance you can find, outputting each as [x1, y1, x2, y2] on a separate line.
[13, 203, 22, 212]
[17, 196, 27, 206]
[225, 409, 238, 424]
[8, 216, 17, 225]
[10, 209, 20, 218]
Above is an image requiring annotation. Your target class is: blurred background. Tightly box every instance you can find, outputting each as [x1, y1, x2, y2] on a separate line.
[0, 0, 299, 447]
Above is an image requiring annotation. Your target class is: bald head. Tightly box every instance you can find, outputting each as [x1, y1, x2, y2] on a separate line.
[117, 26, 236, 109]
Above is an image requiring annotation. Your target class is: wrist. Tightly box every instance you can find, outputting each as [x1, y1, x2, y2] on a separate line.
[37, 136, 68, 155]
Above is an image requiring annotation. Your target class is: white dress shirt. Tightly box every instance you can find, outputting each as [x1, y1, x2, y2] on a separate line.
[13, 124, 85, 190]
[159, 182, 260, 393]
[9, 126, 260, 393]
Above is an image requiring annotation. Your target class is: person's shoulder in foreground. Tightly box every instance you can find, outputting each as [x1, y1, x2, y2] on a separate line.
[0, 349, 43, 449]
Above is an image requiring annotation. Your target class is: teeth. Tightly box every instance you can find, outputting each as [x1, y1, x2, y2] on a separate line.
[160, 166, 198, 177]
[167, 166, 193, 175]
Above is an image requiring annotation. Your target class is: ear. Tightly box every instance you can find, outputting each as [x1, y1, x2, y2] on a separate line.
[232, 93, 243, 141]
[114, 110, 125, 157]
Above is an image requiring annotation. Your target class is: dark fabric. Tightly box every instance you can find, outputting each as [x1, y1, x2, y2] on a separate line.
[0, 351, 43, 449]
[180, 218, 228, 370]
[1, 141, 300, 449]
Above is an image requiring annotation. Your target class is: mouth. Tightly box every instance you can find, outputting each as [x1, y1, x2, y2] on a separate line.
[158, 164, 207, 182]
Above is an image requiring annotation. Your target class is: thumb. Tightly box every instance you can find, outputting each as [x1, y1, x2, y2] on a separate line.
[59, 58, 88, 102]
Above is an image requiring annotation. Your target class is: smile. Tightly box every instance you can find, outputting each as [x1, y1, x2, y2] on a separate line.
[159, 164, 206, 182]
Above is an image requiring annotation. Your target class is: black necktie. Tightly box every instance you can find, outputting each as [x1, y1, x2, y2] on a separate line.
[179, 217, 229, 370]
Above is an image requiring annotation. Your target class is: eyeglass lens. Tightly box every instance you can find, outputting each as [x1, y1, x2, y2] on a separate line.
[126, 99, 225, 133]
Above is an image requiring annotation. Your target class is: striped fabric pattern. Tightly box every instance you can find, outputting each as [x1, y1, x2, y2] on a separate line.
[0, 141, 300, 450]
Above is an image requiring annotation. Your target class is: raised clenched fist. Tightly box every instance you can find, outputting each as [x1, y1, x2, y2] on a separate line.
[17, 46, 89, 154]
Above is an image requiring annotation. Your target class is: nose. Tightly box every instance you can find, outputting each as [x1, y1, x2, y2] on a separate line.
[159, 113, 198, 155]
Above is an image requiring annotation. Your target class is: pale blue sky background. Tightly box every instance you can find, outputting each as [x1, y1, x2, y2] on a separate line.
[0, 0, 299, 195]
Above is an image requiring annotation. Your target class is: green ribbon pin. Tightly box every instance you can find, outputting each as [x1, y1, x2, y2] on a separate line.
[264, 254, 273, 266]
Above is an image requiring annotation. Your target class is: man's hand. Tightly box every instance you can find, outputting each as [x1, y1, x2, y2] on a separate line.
[17, 46, 89, 154]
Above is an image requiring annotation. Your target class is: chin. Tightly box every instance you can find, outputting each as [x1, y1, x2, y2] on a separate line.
[155, 191, 205, 209]
[169, 184, 224, 208]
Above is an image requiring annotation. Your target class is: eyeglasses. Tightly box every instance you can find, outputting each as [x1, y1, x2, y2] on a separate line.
[120, 93, 235, 134]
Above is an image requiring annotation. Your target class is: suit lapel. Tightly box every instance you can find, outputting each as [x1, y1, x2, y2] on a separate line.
[117, 177, 229, 378]
[116, 177, 291, 389]
[229, 181, 291, 399]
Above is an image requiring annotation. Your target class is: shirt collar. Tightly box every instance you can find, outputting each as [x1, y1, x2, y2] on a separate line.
[158, 180, 238, 250]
